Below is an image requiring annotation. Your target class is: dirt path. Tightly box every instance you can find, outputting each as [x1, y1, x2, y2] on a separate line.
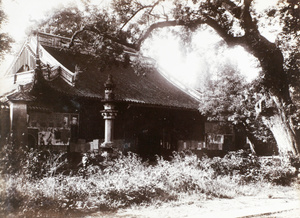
[88, 185, 300, 218]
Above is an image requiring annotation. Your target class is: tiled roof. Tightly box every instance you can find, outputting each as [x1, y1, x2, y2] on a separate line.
[0, 32, 200, 110]
[7, 84, 36, 102]
[43, 46, 200, 110]
[0, 72, 34, 98]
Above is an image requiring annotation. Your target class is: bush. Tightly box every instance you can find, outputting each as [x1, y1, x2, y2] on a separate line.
[259, 156, 297, 185]
[0, 144, 69, 179]
[199, 149, 297, 185]
[0, 145, 70, 215]
[0, 143, 26, 175]
[21, 149, 68, 179]
[0, 148, 298, 216]
[204, 150, 261, 183]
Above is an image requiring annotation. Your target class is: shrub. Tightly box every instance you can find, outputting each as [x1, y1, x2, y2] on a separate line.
[0, 143, 26, 175]
[0, 144, 68, 179]
[204, 150, 261, 183]
[198, 149, 297, 185]
[259, 156, 297, 185]
[0, 148, 298, 216]
[0, 146, 69, 215]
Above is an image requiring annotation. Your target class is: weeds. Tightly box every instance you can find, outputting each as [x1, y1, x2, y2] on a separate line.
[0, 147, 298, 216]
[204, 150, 297, 185]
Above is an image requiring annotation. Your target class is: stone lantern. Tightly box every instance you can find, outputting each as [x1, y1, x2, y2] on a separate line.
[100, 74, 118, 149]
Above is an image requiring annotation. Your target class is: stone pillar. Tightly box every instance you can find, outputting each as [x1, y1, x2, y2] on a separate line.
[104, 119, 112, 143]
[102, 104, 117, 147]
[101, 75, 118, 148]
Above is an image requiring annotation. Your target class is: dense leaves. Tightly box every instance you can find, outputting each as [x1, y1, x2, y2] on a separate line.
[38, 7, 84, 37]
[0, 0, 13, 61]
[198, 65, 276, 151]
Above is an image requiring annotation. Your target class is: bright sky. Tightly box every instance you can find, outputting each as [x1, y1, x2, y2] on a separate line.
[1, 0, 280, 87]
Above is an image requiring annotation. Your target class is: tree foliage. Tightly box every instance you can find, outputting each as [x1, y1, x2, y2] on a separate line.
[37, 0, 299, 100]
[38, 7, 84, 38]
[0, 0, 13, 62]
[198, 65, 276, 151]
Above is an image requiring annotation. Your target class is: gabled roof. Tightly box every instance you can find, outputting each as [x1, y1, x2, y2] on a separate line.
[7, 84, 36, 102]
[1, 32, 200, 110]
[0, 73, 35, 103]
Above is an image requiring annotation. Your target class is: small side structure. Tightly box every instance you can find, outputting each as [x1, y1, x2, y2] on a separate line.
[203, 121, 248, 156]
[0, 32, 206, 159]
[177, 121, 249, 157]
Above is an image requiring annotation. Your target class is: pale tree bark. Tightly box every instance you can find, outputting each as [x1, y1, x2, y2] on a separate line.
[263, 96, 299, 155]
[256, 94, 299, 155]
[262, 114, 298, 155]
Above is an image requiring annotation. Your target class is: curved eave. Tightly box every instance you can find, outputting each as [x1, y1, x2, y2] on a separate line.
[45, 80, 103, 100]
[42, 79, 199, 110]
[119, 99, 200, 111]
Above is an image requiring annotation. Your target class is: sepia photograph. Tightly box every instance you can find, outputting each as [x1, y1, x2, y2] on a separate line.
[0, 0, 299, 217]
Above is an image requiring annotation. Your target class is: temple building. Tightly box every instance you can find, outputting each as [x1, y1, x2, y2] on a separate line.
[0, 32, 208, 158]
[0, 32, 251, 158]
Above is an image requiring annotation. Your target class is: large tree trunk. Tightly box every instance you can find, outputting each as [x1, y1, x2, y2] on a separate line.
[262, 115, 298, 155]
[241, 121, 277, 155]
[242, 28, 300, 155]
[257, 94, 299, 155]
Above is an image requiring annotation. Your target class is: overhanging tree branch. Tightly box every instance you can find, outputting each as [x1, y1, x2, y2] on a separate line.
[221, 0, 243, 19]
[120, 1, 161, 30]
[69, 16, 245, 52]
[135, 17, 244, 50]
[203, 16, 244, 45]
[241, 0, 257, 34]
[69, 25, 138, 51]
[135, 20, 186, 49]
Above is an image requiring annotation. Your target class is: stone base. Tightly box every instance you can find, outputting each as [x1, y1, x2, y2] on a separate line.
[100, 142, 114, 148]
[99, 142, 118, 159]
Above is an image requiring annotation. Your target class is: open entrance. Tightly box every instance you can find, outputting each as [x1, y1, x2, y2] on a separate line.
[28, 134, 37, 149]
[28, 128, 38, 149]
[138, 129, 160, 160]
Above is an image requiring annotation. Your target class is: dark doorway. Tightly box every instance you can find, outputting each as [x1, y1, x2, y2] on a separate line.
[224, 135, 233, 151]
[28, 134, 37, 149]
[28, 128, 38, 149]
[138, 129, 161, 160]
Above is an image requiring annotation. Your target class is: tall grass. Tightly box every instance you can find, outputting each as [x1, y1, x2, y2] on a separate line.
[0, 147, 298, 216]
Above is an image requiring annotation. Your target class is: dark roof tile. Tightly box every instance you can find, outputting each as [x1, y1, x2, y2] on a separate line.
[43, 45, 199, 110]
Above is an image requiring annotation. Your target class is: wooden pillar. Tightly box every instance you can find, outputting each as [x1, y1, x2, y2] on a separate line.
[9, 102, 28, 147]
[0, 103, 10, 146]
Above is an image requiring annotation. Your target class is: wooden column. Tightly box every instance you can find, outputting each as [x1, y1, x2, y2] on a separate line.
[0, 103, 10, 146]
[6, 85, 35, 147]
[9, 102, 28, 147]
